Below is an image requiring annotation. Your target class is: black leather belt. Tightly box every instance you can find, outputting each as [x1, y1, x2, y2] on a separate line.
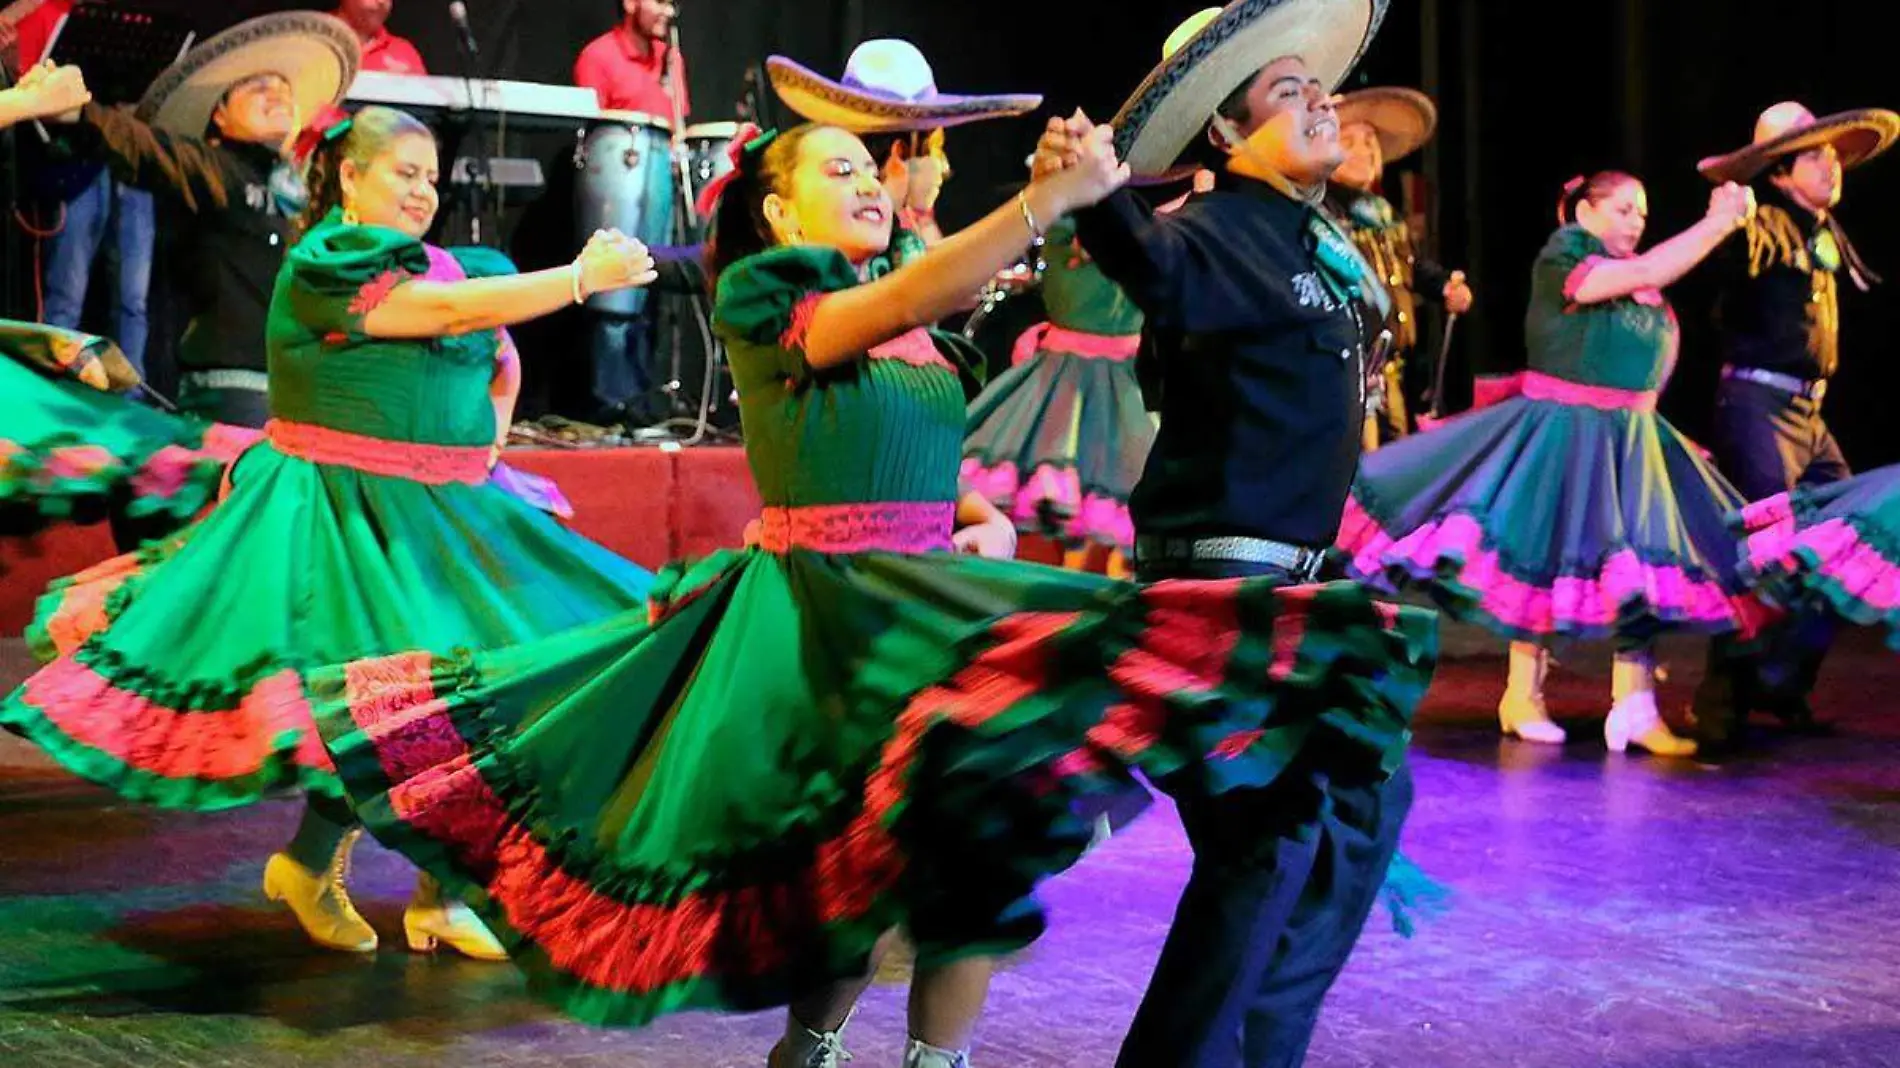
[1134, 535, 1327, 582]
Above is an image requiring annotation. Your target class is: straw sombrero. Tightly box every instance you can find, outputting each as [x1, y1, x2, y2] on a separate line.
[1698, 102, 1900, 184]
[767, 39, 1042, 134]
[1, 321, 140, 393]
[136, 12, 360, 137]
[1111, 0, 1389, 177]
[1334, 86, 1435, 162]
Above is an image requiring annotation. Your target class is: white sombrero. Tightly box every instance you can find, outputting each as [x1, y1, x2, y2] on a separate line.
[1334, 85, 1435, 162]
[767, 39, 1042, 134]
[1110, 0, 1389, 177]
[1698, 102, 1900, 184]
[136, 12, 361, 137]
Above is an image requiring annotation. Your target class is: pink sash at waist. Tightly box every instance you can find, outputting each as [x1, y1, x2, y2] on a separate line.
[1012, 322, 1142, 366]
[1470, 371, 1659, 413]
[756, 501, 955, 554]
[266, 419, 495, 484]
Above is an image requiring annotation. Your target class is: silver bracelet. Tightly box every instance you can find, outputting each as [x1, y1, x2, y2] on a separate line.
[1017, 190, 1045, 244]
[570, 259, 586, 305]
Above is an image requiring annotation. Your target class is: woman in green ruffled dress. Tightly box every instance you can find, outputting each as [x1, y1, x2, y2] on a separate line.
[1339, 172, 1763, 756]
[0, 105, 661, 959]
[301, 119, 1438, 1068]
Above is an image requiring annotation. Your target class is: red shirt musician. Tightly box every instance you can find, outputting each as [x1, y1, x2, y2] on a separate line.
[575, 0, 688, 120]
[332, 0, 427, 75]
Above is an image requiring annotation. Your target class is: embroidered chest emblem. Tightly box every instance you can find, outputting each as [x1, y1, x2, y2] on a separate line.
[1291, 271, 1337, 310]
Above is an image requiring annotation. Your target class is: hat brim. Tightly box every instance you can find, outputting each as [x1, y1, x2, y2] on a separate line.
[1335, 86, 1435, 162]
[1697, 108, 1900, 184]
[137, 13, 360, 138]
[1111, 0, 1390, 177]
[766, 55, 1042, 133]
[0, 321, 139, 392]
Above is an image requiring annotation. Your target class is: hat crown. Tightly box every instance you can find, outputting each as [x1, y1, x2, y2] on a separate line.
[1755, 102, 1817, 145]
[841, 39, 936, 101]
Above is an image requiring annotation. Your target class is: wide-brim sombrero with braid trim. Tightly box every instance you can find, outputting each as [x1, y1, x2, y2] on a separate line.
[767, 39, 1042, 134]
[1698, 104, 1899, 184]
[1335, 85, 1435, 162]
[1110, 0, 1389, 177]
[137, 12, 361, 137]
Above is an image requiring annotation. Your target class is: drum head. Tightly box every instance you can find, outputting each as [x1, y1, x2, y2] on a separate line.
[684, 121, 741, 141]
[597, 109, 673, 131]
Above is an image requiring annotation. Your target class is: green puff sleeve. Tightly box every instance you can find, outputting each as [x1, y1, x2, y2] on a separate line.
[1533, 224, 1610, 305]
[712, 245, 863, 385]
[282, 220, 432, 341]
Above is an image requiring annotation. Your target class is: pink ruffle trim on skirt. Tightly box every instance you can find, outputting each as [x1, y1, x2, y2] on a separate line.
[1740, 494, 1900, 614]
[959, 458, 1134, 550]
[16, 657, 332, 780]
[1338, 497, 1767, 636]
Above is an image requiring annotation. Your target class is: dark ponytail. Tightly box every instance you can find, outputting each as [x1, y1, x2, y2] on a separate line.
[1556, 169, 1639, 225]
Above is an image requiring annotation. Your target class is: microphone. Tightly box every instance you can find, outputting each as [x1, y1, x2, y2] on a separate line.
[447, 1, 479, 59]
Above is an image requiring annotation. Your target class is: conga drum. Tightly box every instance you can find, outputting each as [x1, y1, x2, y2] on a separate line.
[680, 121, 740, 236]
[574, 110, 675, 315]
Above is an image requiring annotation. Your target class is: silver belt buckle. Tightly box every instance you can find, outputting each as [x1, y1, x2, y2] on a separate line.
[1145, 535, 1324, 581]
[1725, 365, 1823, 401]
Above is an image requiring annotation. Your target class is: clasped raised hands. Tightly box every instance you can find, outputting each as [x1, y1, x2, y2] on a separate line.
[1027, 109, 1131, 215]
[1706, 181, 1756, 230]
[9, 62, 91, 123]
[575, 229, 658, 297]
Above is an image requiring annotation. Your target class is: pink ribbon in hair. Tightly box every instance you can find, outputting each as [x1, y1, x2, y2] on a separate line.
[292, 104, 355, 166]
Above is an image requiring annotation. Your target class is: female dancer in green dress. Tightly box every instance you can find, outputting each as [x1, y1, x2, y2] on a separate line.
[1340, 173, 1762, 755]
[0, 106, 660, 959]
[302, 120, 1437, 1067]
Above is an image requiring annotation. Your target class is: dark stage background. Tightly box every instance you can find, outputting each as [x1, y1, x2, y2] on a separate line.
[4, 0, 1894, 465]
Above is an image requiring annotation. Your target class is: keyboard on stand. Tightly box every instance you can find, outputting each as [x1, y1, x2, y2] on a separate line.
[346, 71, 603, 129]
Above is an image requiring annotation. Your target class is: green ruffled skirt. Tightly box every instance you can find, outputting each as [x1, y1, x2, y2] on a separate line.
[311, 544, 1437, 1026]
[0, 443, 653, 810]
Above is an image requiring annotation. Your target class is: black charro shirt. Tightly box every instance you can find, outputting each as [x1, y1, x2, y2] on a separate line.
[1714, 188, 1845, 381]
[1074, 174, 1381, 549]
[66, 103, 293, 373]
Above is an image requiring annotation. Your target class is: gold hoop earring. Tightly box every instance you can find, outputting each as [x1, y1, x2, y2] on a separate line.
[342, 204, 361, 226]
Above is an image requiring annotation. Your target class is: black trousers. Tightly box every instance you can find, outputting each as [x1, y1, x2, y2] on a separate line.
[1118, 556, 1414, 1068]
[1695, 377, 1846, 738]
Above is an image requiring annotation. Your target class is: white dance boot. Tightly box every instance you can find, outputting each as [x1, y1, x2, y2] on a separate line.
[403, 873, 508, 960]
[1498, 642, 1566, 744]
[767, 1010, 855, 1068]
[902, 1038, 970, 1068]
[261, 828, 378, 953]
[1605, 652, 1696, 756]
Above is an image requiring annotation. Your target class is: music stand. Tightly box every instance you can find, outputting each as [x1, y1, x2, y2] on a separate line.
[46, 6, 195, 107]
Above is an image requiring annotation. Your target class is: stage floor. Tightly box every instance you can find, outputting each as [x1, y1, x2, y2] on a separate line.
[2, 626, 1897, 1067]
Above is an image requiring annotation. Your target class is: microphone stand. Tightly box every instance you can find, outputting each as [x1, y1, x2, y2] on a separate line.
[450, 15, 488, 245]
[655, 20, 722, 445]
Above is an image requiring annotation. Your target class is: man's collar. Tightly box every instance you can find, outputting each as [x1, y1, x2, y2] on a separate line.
[1762, 181, 1829, 224]
[1215, 169, 1319, 219]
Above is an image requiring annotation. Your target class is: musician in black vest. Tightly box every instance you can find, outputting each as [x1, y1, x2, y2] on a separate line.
[45, 14, 360, 428]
